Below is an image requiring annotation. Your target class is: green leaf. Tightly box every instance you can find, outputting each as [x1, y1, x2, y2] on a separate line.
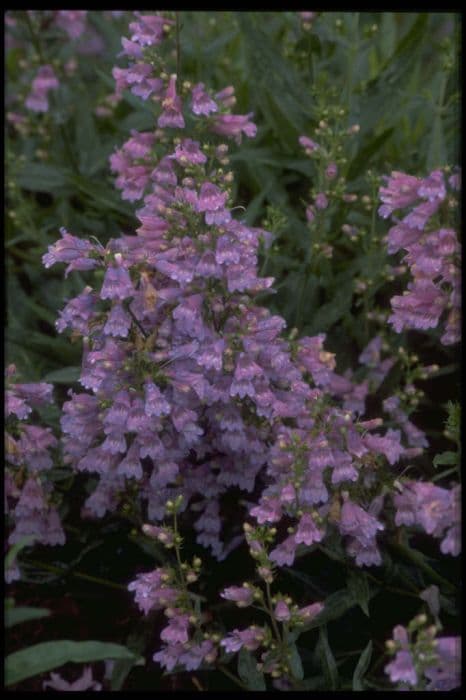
[110, 658, 138, 691]
[287, 642, 304, 681]
[7, 328, 80, 366]
[5, 537, 35, 570]
[379, 14, 397, 61]
[5, 640, 142, 687]
[352, 640, 373, 691]
[43, 366, 81, 384]
[119, 110, 157, 133]
[235, 12, 310, 144]
[367, 14, 429, 89]
[300, 675, 325, 690]
[317, 626, 339, 690]
[88, 12, 123, 55]
[433, 451, 458, 468]
[445, 400, 460, 441]
[347, 570, 372, 617]
[5, 607, 50, 629]
[237, 647, 266, 691]
[16, 163, 72, 193]
[347, 127, 395, 180]
[128, 533, 166, 565]
[10, 295, 57, 325]
[307, 276, 354, 334]
[74, 96, 105, 176]
[427, 112, 446, 171]
[69, 174, 135, 219]
[299, 588, 356, 632]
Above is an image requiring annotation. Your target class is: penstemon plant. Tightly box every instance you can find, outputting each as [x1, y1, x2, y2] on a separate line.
[5, 10, 461, 692]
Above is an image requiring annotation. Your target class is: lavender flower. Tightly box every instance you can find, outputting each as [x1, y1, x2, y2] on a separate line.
[191, 83, 218, 116]
[43, 666, 101, 691]
[221, 585, 254, 607]
[385, 649, 418, 686]
[424, 637, 461, 691]
[128, 568, 179, 615]
[158, 75, 185, 129]
[25, 65, 59, 113]
[55, 10, 88, 39]
[220, 626, 266, 653]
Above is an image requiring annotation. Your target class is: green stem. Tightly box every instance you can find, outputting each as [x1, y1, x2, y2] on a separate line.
[175, 12, 181, 80]
[431, 466, 459, 483]
[364, 571, 420, 599]
[172, 511, 187, 590]
[387, 540, 456, 594]
[263, 581, 301, 689]
[265, 580, 282, 644]
[127, 305, 149, 339]
[24, 558, 126, 591]
[345, 13, 360, 106]
[24, 11, 45, 63]
[368, 641, 389, 677]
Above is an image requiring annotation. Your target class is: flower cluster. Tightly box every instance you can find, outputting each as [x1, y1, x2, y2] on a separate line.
[217, 522, 324, 686]
[379, 168, 461, 344]
[112, 12, 255, 141]
[128, 506, 219, 673]
[42, 11, 429, 575]
[299, 110, 360, 262]
[40, 11, 295, 558]
[385, 615, 460, 691]
[5, 365, 65, 559]
[129, 504, 324, 684]
[54, 10, 88, 39]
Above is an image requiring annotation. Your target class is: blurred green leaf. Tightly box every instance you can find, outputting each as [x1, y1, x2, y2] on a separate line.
[347, 127, 395, 179]
[237, 647, 266, 690]
[43, 366, 81, 384]
[5, 606, 50, 629]
[352, 640, 373, 691]
[300, 675, 326, 690]
[287, 642, 304, 681]
[69, 174, 135, 219]
[74, 96, 106, 176]
[236, 12, 310, 145]
[317, 626, 339, 690]
[17, 163, 72, 193]
[347, 570, 372, 617]
[5, 640, 142, 687]
[307, 276, 354, 335]
[109, 658, 140, 691]
[427, 112, 446, 170]
[5, 537, 35, 571]
[433, 451, 458, 468]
